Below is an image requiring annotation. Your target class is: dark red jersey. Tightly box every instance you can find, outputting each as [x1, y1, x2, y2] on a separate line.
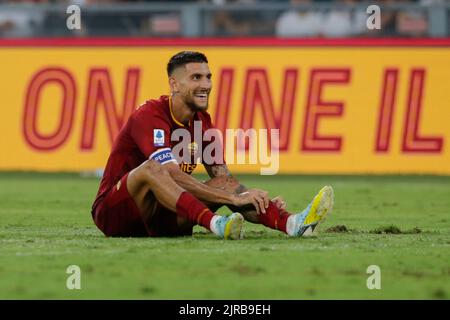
[92, 95, 220, 213]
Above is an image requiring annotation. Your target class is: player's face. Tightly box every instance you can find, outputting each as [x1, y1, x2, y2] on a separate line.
[174, 62, 212, 111]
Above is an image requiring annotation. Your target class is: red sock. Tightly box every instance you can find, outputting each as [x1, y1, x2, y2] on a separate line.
[176, 192, 215, 231]
[257, 201, 291, 234]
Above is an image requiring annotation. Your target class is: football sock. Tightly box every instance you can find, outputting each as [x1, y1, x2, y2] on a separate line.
[176, 192, 215, 231]
[257, 201, 291, 234]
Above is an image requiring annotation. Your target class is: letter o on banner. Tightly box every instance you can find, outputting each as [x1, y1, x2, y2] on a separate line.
[23, 68, 76, 151]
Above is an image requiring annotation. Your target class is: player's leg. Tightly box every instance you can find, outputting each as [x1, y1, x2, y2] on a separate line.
[202, 175, 259, 222]
[134, 187, 195, 237]
[203, 175, 334, 237]
[127, 160, 244, 239]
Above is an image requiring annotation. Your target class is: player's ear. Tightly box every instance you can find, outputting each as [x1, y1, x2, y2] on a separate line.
[169, 76, 179, 94]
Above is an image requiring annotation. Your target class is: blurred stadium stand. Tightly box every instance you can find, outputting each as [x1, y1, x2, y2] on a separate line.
[0, 0, 449, 38]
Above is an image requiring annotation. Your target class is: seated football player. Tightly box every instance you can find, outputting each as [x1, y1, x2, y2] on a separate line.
[91, 51, 334, 239]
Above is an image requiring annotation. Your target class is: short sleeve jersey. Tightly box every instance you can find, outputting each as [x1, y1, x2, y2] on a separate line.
[92, 95, 222, 212]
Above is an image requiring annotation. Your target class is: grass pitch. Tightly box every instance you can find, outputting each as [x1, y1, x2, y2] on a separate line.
[0, 172, 449, 299]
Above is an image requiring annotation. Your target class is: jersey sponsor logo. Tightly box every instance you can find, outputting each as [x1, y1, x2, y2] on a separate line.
[153, 129, 165, 147]
[180, 162, 197, 174]
[149, 147, 177, 165]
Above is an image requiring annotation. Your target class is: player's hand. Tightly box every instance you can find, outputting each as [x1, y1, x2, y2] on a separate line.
[233, 188, 269, 214]
[272, 196, 287, 210]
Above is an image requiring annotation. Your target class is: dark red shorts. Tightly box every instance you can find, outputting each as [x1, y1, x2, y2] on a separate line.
[92, 173, 193, 237]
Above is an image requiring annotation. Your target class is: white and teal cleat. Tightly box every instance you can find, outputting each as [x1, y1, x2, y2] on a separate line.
[211, 212, 245, 240]
[286, 186, 334, 237]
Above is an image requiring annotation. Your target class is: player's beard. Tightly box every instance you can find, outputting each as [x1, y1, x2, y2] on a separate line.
[186, 93, 209, 112]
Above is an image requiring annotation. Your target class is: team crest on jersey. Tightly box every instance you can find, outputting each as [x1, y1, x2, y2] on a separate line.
[153, 129, 165, 147]
[188, 142, 199, 155]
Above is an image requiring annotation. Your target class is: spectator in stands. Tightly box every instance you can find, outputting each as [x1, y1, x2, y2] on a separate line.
[141, 12, 182, 37]
[321, 0, 367, 38]
[210, 0, 256, 36]
[395, 0, 428, 37]
[275, 0, 323, 37]
[0, 0, 47, 37]
[375, 0, 397, 36]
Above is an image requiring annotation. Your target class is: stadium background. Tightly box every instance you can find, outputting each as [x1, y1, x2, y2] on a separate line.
[1, 0, 450, 301]
[1, 0, 449, 175]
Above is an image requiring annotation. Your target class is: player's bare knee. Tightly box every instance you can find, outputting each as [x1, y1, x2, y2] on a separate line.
[142, 160, 175, 189]
[142, 160, 163, 178]
[143, 159, 162, 172]
[128, 160, 160, 189]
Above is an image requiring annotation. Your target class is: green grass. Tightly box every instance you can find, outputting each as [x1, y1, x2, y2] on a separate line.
[0, 172, 449, 299]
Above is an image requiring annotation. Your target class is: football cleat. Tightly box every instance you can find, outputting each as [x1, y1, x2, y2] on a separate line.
[287, 185, 334, 237]
[213, 212, 245, 240]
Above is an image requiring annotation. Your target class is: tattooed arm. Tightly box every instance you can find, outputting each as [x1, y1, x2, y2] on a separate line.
[204, 164, 247, 194]
[204, 164, 271, 219]
[204, 164, 287, 217]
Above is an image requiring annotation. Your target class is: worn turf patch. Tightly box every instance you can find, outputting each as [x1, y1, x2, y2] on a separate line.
[326, 225, 350, 233]
[371, 225, 402, 234]
[370, 225, 422, 234]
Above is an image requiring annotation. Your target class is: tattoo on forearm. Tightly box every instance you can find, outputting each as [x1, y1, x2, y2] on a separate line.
[235, 184, 247, 194]
[208, 164, 248, 194]
[210, 165, 231, 177]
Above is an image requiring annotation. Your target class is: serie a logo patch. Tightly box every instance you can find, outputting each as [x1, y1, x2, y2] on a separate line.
[153, 129, 165, 147]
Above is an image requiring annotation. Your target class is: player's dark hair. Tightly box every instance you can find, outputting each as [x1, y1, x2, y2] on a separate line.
[167, 51, 208, 76]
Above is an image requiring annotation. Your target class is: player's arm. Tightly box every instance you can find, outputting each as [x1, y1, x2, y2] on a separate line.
[204, 164, 247, 194]
[129, 110, 267, 213]
[205, 164, 286, 211]
[205, 164, 272, 211]
[164, 162, 267, 214]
